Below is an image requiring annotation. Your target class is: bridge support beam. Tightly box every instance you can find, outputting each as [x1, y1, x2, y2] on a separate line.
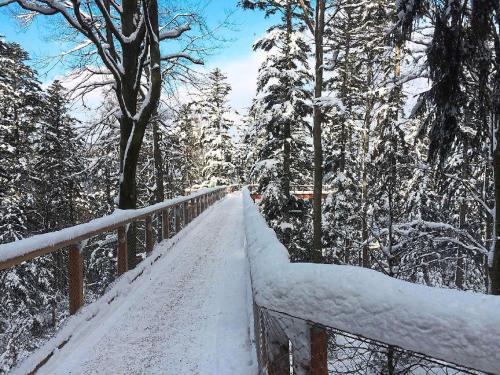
[69, 244, 84, 315]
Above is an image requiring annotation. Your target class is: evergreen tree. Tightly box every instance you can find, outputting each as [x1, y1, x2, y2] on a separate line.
[198, 69, 236, 187]
[177, 103, 201, 190]
[244, 0, 313, 260]
[33, 81, 86, 233]
[0, 39, 43, 243]
[0, 42, 66, 372]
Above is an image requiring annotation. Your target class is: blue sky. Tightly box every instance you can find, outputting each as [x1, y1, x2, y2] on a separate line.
[0, 1, 274, 110]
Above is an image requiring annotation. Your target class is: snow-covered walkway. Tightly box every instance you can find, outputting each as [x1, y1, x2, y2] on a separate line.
[31, 192, 256, 375]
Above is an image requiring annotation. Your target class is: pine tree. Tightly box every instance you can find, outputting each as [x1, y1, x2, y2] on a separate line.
[198, 68, 236, 187]
[244, 0, 313, 260]
[0, 39, 43, 243]
[177, 103, 201, 190]
[0, 41, 63, 372]
[33, 81, 86, 233]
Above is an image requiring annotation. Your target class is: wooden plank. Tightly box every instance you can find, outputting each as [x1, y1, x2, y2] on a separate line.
[117, 226, 128, 276]
[68, 244, 84, 315]
[310, 326, 328, 375]
[162, 209, 169, 240]
[145, 215, 153, 253]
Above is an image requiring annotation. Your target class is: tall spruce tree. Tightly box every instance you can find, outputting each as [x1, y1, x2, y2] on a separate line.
[198, 69, 236, 187]
[0, 39, 42, 243]
[244, 0, 313, 260]
[33, 81, 85, 233]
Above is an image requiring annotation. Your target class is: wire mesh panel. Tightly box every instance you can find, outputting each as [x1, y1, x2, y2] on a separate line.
[253, 305, 488, 375]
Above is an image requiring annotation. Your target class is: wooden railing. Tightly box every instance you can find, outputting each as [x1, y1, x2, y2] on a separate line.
[242, 188, 499, 375]
[248, 184, 332, 192]
[0, 187, 227, 315]
[248, 184, 333, 201]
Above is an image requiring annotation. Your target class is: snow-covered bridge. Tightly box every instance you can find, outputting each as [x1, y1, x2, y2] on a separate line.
[1, 188, 500, 374]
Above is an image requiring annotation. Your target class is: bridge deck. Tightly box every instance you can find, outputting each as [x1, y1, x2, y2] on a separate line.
[32, 193, 255, 375]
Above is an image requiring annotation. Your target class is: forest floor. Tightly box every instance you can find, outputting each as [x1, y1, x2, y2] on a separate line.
[31, 193, 256, 375]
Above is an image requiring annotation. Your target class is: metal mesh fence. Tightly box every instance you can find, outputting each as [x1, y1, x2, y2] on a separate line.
[253, 304, 488, 375]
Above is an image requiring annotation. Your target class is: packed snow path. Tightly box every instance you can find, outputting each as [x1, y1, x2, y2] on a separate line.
[31, 193, 256, 375]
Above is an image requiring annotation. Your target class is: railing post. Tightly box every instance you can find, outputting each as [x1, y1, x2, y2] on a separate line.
[310, 325, 328, 375]
[145, 215, 153, 254]
[117, 226, 128, 276]
[175, 205, 181, 233]
[184, 201, 189, 225]
[162, 209, 169, 240]
[68, 244, 84, 315]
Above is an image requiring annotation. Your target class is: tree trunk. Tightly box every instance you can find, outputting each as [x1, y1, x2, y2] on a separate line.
[312, 0, 325, 263]
[360, 49, 374, 268]
[489, 14, 500, 294]
[456, 142, 467, 289]
[153, 117, 165, 242]
[117, 0, 162, 270]
[283, 1, 292, 202]
[118, 0, 141, 268]
[490, 124, 500, 294]
[483, 166, 492, 291]
[282, 0, 293, 248]
[119, 120, 141, 269]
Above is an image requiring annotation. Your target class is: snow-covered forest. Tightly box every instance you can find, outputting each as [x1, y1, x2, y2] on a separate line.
[0, 0, 499, 373]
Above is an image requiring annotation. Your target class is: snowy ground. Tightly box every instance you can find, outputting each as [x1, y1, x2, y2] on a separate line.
[23, 192, 256, 375]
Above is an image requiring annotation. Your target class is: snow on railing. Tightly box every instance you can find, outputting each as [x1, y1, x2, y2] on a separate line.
[0, 187, 226, 268]
[0, 186, 227, 314]
[242, 187, 500, 374]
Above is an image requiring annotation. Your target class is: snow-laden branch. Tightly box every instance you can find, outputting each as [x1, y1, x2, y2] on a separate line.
[160, 52, 203, 65]
[0, 0, 57, 14]
[159, 23, 191, 41]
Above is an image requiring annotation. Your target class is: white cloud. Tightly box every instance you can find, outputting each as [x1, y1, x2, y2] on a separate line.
[48, 50, 264, 122]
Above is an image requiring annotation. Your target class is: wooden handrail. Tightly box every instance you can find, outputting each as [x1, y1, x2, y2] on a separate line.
[247, 184, 333, 192]
[0, 187, 226, 271]
[0, 186, 227, 315]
